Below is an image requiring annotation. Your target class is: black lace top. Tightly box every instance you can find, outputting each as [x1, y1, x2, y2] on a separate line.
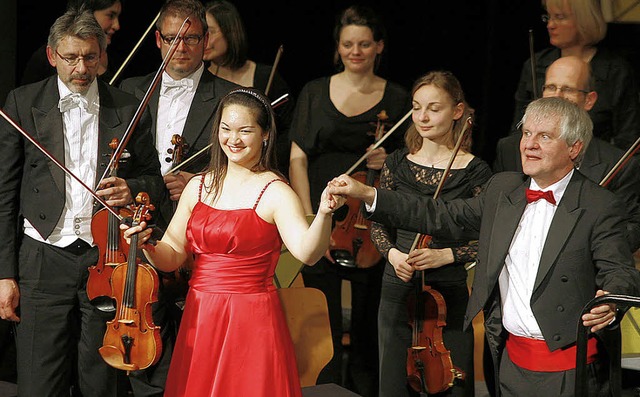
[371, 147, 493, 283]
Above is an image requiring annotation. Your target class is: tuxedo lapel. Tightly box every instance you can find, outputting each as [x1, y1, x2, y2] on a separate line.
[32, 84, 65, 196]
[486, 181, 528, 292]
[182, 73, 216, 151]
[533, 174, 584, 293]
[95, 83, 123, 188]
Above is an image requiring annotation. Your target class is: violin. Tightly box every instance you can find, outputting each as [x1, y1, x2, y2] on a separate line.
[99, 192, 162, 372]
[165, 133, 189, 213]
[87, 138, 132, 312]
[406, 117, 472, 394]
[330, 111, 389, 268]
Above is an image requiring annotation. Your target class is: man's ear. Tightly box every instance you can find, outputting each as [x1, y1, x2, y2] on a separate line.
[46, 46, 57, 67]
[584, 91, 598, 112]
[569, 140, 584, 161]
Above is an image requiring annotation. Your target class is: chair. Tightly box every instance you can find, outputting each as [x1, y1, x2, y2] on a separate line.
[278, 287, 334, 387]
[575, 294, 640, 396]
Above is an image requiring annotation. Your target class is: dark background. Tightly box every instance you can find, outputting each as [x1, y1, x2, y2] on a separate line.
[6, 0, 640, 166]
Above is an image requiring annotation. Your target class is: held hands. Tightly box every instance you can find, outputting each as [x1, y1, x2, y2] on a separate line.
[318, 184, 347, 216]
[365, 145, 387, 171]
[0, 278, 20, 322]
[96, 177, 133, 207]
[388, 248, 413, 282]
[327, 174, 376, 205]
[582, 290, 617, 333]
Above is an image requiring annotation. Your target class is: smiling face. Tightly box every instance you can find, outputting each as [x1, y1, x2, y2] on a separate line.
[218, 104, 267, 168]
[93, 1, 122, 45]
[336, 25, 383, 74]
[156, 14, 207, 79]
[411, 84, 463, 146]
[47, 35, 101, 94]
[520, 113, 582, 188]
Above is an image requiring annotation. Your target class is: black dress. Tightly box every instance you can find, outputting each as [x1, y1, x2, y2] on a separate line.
[289, 75, 411, 396]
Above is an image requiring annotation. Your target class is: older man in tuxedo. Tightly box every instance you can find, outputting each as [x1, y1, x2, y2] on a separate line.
[0, 9, 162, 397]
[494, 56, 640, 252]
[328, 97, 640, 397]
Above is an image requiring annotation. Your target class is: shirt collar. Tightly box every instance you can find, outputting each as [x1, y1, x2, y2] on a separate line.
[57, 77, 99, 114]
[161, 63, 204, 94]
[529, 168, 574, 205]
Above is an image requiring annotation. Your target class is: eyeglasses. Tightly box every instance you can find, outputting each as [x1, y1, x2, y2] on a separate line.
[158, 32, 204, 46]
[541, 14, 571, 23]
[542, 84, 589, 95]
[55, 49, 100, 67]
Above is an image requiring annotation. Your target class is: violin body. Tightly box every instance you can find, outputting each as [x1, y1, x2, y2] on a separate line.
[406, 283, 464, 394]
[99, 192, 162, 372]
[87, 206, 132, 312]
[330, 171, 382, 268]
[99, 261, 162, 371]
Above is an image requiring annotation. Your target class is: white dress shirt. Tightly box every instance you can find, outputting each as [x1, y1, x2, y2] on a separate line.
[156, 64, 204, 175]
[500, 169, 573, 339]
[24, 78, 100, 247]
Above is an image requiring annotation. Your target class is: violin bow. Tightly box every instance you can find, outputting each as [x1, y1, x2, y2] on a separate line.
[164, 93, 290, 175]
[109, 10, 162, 86]
[344, 109, 412, 175]
[529, 29, 539, 99]
[599, 135, 640, 187]
[97, 17, 192, 188]
[0, 109, 120, 219]
[408, 116, 473, 252]
[265, 45, 284, 97]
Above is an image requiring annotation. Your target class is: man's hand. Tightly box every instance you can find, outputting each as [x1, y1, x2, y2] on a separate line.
[96, 176, 133, 206]
[327, 175, 376, 206]
[164, 171, 193, 202]
[0, 278, 20, 322]
[582, 290, 616, 333]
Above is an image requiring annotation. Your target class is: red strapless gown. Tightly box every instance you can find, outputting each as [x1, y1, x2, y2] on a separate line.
[164, 200, 302, 397]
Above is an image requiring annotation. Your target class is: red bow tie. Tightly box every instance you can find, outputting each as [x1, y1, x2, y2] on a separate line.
[525, 188, 556, 205]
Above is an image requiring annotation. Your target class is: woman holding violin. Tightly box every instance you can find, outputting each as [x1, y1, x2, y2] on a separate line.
[122, 88, 345, 397]
[288, 5, 410, 396]
[371, 71, 492, 396]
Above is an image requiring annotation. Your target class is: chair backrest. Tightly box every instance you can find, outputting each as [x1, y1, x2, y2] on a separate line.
[278, 287, 333, 387]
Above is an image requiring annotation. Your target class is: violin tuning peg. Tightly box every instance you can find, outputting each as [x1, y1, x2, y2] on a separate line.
[167, 148, 174, 154]
[165, 157, 172, 163]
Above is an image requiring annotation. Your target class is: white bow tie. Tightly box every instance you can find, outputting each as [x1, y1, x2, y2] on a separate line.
[161, 78, 194, 95]
[59, 93, 89, 113]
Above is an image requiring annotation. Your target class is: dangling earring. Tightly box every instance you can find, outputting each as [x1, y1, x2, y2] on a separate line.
[262, 139, 267, 148]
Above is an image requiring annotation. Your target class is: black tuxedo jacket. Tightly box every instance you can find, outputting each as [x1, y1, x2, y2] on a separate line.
[370, 171, 640, 355]
[120, 69, 239, 229]
[0, 76, 163, 279]
[493, 134, 640, 251]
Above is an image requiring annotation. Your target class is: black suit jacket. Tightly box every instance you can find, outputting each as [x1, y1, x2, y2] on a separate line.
[120, 69, 239, 229]
[0, 76, 163, 279]
[493, 134, 640, 251]
[370, 171, 640, 355]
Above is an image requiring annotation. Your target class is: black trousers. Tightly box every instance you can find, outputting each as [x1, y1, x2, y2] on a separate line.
[377, 262, 474, 397]
[16, 236, 118, 397]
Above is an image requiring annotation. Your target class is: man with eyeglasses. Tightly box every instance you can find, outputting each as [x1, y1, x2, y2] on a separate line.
[119, 1, 238, 395]
[491, 55, 640, 396]
[509, 0, 640, 151]
[0, 8, 162, 397]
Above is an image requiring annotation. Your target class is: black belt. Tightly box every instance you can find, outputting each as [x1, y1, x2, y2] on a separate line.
[61, 239, 93, 255]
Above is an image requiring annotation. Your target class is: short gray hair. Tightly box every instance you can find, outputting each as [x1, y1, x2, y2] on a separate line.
[48, 8, 107, 52]
[521, 97, 593, 165]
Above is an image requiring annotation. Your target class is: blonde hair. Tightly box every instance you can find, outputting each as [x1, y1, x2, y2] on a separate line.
[543, 0, 607, 45]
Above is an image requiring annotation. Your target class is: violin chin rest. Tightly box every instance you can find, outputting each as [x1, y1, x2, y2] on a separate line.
[99, 345, 139, 371]
[330, 249, 357, 268]
[91, 296, 116, 314]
